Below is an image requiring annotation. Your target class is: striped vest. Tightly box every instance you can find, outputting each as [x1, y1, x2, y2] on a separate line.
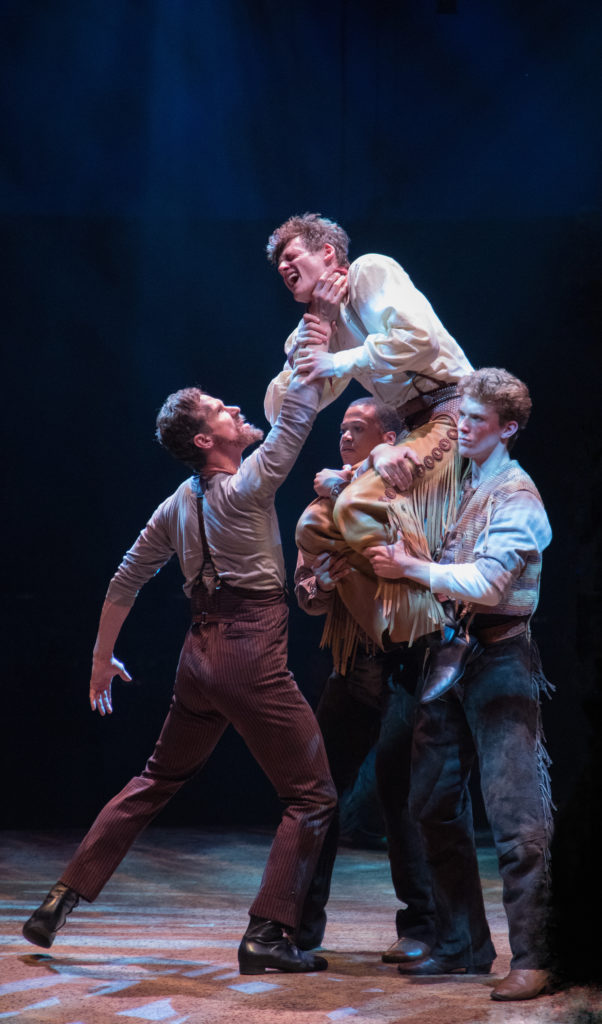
[439, 461, 544, 617]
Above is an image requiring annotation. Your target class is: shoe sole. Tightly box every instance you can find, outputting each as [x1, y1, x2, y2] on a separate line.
[398, 962, 492, 976]
[239, 962, 327, 975]
[382, 952, 428, 963]
[238, 955, 328, 975]
[491, 985, 550, 1001]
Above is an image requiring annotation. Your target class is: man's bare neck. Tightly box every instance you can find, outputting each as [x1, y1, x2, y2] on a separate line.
[202, 454, 241, 478]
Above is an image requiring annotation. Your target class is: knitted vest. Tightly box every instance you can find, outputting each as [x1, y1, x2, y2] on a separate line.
[440, 461, 544, 617]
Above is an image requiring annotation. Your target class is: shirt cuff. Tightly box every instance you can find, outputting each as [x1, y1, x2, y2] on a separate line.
[294, 575, 333, 616]
[330, 345, 371, 377]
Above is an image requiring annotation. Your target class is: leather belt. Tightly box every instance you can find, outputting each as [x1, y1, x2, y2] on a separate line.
[398, 383, 459, 422]
[472, 620, 527, 646]
[191, 581, 285, 623]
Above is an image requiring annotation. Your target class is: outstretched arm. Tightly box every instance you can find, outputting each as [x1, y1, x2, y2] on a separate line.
[264, 276, 350, 424]
[89, 598, 134, 716]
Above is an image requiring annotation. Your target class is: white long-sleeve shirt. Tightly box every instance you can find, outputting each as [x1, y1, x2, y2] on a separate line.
[265, 253, 473, 424]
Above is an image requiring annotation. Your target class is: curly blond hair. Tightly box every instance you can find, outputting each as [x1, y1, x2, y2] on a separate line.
[458, 368, 532, 448]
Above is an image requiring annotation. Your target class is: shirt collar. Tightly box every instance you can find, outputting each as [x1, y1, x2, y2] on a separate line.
[471, 446, 511, 488]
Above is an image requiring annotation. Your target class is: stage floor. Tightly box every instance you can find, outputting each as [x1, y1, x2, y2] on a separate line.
[1, 829, 599, 1024]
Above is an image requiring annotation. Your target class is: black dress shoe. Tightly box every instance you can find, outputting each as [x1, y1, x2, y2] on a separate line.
[382, 936, 431, 963]
[238, 916, 328, 974]
[397, 955, 492, 976]
[22, 882, 80, 948]
[420, 633, 483, 703]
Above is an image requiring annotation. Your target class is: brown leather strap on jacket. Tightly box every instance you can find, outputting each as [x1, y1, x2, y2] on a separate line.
[398, 383, 459, 425]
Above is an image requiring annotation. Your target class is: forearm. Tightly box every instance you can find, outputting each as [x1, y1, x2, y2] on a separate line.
[428, 562, 501, 606]
[264, 362, 347, 426]
[373, 550, 500, 606]
[240, 375, 322, 498]
[398, 557, 432, 590]
[93, 598, 133, 660]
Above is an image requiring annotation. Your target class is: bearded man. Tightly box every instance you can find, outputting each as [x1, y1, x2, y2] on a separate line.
[22, 350, 336, 976]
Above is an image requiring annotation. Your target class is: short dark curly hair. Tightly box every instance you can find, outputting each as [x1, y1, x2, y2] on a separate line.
[266, 212, 350, 267]
[458, 368, 532, 449]
[155, 387, 209, 472]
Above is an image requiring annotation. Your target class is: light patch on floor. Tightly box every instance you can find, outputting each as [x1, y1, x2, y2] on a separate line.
[229, 980, 281, 994]
[117, 998, 179, 1019]
[1, 830, 598, 1024]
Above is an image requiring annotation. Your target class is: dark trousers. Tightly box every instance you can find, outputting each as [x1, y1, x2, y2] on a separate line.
[61, 588, 336, 932]
[299, 645, 435, 946]
[410, 634, 553, 970]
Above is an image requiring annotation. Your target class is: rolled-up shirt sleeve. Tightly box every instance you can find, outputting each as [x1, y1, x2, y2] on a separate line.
[430, 491, 552, 606]
[106, 500, 176, 607]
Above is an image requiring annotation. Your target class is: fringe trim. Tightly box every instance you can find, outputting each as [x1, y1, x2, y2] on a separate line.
[531, 638, 556, 700]
[531, 639, 555, 872]
[320, 590, 364, 676]
[387, 449, 461, 559]
[319, 450, 462, 664]
[378, 450, 461, 640]
[376, 578, 446, 646]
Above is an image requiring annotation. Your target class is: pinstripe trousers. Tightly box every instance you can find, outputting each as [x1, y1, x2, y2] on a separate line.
[61, 585, 337, 931]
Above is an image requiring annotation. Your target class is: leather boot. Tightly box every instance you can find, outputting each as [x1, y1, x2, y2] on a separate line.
[397, 955, 493, 976]
[238, 916, 328, 974]
[491, 968, 550, 1000]
[22, 882, 80, 948]
[381, 936, 431, 963]
[420, 631, 482, 703]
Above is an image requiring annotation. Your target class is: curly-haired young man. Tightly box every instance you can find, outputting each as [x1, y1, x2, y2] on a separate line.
[367, 368, 554, 1001]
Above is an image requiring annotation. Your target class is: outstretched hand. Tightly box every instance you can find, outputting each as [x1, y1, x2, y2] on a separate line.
[89, 654, 132, 716]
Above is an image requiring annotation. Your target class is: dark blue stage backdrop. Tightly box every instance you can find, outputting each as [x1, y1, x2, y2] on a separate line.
[2, 1, 600, 834]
